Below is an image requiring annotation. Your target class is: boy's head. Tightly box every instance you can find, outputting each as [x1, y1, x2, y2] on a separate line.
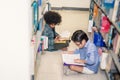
[44, 11, 61, 28]
[71, 30, 88, 48]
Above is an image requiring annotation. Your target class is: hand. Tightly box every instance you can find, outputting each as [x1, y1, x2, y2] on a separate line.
[68, 51, 74, 54]
[74, 59, 81, 63]
[55, 35, 60, 40]
[74, 59, 85, 64]
[54, 35, 60, 42]
[92, 27, 98, 32]
[62, 51, 74, 54]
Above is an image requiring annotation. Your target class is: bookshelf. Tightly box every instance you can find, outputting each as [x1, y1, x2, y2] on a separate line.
[93, 0, 120, 34]
[89, 0, 120, 80]
[31, 0, 50, 58]
[31, 0, 51, 80]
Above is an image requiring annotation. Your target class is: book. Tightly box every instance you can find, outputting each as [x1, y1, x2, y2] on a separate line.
[93, 4, 98, 18]
[114, 35, 120, 54]
[62, 54, 85, 66]
[59, 31, 71, 40]
[103, 0, 115, 8]
[40, 36, 48, 49]
[54, 40, 66, 43]
[101, 16, 111, 33]
[88, 19, 93, 32]
[112, 0, 120, 30]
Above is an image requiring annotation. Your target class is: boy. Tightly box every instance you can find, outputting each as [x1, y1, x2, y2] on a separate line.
[42, 11, 69, 51]
[66, 30, 100, 74]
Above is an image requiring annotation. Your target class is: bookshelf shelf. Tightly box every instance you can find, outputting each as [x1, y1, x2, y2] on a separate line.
[105, 70, 111, 80]
[110, 50, 120, 72]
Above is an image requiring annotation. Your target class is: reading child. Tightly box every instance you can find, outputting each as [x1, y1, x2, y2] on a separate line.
[68, 30, 100, 74]
[42, 11, 69, 51]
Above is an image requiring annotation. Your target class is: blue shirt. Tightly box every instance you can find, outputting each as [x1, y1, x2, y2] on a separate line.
[74, 40, 100, 73]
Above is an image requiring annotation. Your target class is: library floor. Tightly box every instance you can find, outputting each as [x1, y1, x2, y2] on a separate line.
[35, 10, 107, 80]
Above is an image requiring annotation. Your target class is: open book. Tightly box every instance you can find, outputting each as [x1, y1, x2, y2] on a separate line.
[62, 54, 85, 66]
[59, 31, 71, 40]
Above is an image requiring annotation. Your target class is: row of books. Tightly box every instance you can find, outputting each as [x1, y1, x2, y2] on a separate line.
[88, 0, 120, 54]
[88, 1, 120, 78]
[93, 0, 120, 31]
[32, 0, 51, 33]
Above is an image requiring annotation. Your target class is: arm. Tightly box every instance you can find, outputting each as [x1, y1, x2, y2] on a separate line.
[74, 59, 86, 64]
[42, 27, 54, 50]
[55, 31, 59, 37]
[85, 44, 96, 65]
[67, 49, 80, 54]
[55, 32, 60, 41]
[74, 52, 95, 65]
[62, 51, 74, 54]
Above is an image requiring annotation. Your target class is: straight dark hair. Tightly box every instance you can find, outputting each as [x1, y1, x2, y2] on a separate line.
[71, 30, 88, 43]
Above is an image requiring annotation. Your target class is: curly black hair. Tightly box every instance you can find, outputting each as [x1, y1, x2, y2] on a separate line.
[44, 11, 61, 25]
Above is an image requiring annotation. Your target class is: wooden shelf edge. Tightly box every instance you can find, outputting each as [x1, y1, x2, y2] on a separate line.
[105, 70, 111, 80]
[110, 50, 120, 72]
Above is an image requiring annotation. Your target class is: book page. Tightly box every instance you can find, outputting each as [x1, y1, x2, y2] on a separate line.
[62, 54, 84, 66]
[59, 31, 70, 40]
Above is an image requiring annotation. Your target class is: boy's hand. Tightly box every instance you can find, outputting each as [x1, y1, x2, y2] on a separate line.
[62, 51, 74, 54]
[74, 59, 80, 63]
[74, 59, 85, 64]
[68, 51, 74, 54]
[92, 27, 98, 32]
[54, 37, 60, 42]
[54, 35, 61, 42]
[56, 35, 60, 39]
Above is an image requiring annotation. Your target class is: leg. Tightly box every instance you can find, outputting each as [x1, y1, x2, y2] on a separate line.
[63, 66, 79, 75]
[70, 65, 94, 74]
[70, 65, 83, 73]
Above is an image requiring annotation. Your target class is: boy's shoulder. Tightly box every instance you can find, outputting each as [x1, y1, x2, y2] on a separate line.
[86, 40, 96, 49]
[85, 40, 94, 46]
[44, 24, 52, 31]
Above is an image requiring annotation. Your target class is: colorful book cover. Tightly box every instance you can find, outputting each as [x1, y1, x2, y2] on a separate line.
[38, 0, 42, 6]
[103, 0, 115, 8]
[93, 4, 98, 18]
[101, 16, 111, 33]
[32, 1, 38, 32]
[89, 0, 94, 20]
[38, 18, 43, 31]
